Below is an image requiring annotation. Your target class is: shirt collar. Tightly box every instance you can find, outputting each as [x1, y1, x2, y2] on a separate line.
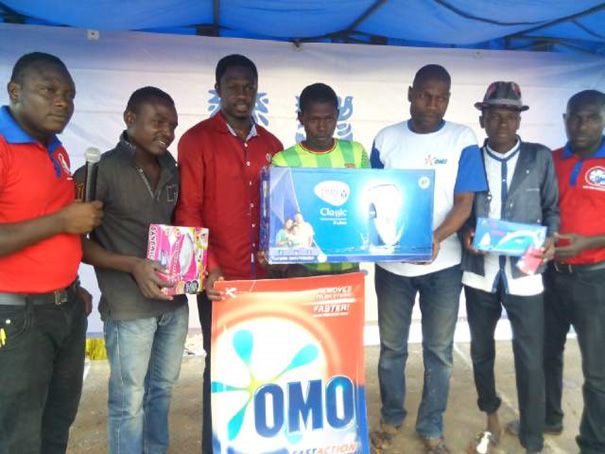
[212, 110, 258, 142]
[406, 119, 446, 134]
[118, 131, 175, 170]
[223, 114, 258, 142]
[485, 138, 521, 159]
[119, 131, 137, 153]
[0, 105, 62, 152]
[563, 136, 605, 159]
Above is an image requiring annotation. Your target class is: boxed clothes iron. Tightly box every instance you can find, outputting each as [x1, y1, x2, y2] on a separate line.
[147, 224, 209, 295]
[260, 167, 435, 263]
[473, 217, 547, 257]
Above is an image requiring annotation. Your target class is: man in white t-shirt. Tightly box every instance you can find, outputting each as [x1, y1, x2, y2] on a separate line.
[370, 64, 487, 453]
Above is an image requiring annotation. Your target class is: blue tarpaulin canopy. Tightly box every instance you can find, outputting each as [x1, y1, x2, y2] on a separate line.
[1, 0, 604, 54]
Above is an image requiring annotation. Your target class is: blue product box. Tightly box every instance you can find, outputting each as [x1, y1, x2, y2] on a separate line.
[260, 167, 435, 263]
[473, 217, 547, 257]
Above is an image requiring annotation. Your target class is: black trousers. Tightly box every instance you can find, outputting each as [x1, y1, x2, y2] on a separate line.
[0, 290, 87, 454]
[465, 283, 545, 452]
[198, 292, 213, 454]
[543, 266, 605, 454]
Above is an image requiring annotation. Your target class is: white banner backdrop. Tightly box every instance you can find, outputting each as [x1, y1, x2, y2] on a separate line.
[1, 23, 604, 337]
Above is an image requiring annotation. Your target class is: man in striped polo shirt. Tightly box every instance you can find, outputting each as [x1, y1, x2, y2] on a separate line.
[271, 82, 369, 277]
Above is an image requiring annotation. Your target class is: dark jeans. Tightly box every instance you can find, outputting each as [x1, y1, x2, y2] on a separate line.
[198, 292, 213, 454]
[0, 291, 87, 454]
[375, 264, 462, 439]
[465, 284, 544, 452]
[543, 266, 605, 454]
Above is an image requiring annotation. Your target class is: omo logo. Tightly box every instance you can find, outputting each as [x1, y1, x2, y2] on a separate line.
[211, 320, 356, 452]
[208, 89, 271, 126]
[585, 166, 605, 188]
[314, 181, 350, 206]
[255, 376, 355, 437]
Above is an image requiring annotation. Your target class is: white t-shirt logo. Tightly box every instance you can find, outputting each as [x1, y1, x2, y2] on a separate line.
[424, 154, 448, 167]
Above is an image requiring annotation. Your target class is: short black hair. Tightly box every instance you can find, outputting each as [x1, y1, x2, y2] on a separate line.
[412, 64, 451, 88]
[215, 54, 258, 83]
[10, 52, 69, 84]
[299, 83, 338, 113]
[567, 89, 605, 112]
[125, 86, 175, 115]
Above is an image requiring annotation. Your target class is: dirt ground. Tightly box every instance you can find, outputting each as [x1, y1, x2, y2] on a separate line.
[67, 340, 584, 454]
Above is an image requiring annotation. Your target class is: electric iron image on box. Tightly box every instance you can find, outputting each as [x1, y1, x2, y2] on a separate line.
[367, 183, 404, 253]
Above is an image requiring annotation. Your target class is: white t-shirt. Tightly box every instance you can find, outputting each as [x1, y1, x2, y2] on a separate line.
[371, 120, 486, 277]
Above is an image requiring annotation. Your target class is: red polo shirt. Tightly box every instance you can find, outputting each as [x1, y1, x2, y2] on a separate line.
[553, 137, 605, 265]
[0, 106, 81, 293]
[175, 112, 282, 280]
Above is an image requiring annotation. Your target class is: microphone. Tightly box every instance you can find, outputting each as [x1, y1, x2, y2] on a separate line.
[83, 147, 101, 202]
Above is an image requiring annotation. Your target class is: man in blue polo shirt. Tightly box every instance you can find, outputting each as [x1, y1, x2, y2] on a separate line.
[370, 64, 486, 453]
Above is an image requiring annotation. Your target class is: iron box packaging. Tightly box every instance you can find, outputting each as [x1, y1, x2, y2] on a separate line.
[260, 167, 435, 263]
[473, 217, 547, 257]
[147, 224, 209, 295]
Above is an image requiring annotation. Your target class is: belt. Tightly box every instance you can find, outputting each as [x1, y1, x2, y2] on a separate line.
[0, 282, 78, 306]
[552, 261, 605, 274]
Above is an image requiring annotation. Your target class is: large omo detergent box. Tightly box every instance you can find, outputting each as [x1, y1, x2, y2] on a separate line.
[260, 167, 435, 263]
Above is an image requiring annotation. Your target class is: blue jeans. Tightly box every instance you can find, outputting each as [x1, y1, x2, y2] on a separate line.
[543, 266, 605, 454]
[104, 303, 188, 454]
[375, 264, 462, 439]
[0, 290, 86, 454]
[465, 284, 544, 452]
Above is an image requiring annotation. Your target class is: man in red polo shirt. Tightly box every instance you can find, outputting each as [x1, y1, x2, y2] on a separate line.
[175, 54, 283, 453]
[543, 89, 605, 454]
[0, 52, 102, 453]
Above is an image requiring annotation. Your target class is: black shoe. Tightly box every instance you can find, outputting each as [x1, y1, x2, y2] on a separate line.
[505, 420, 563, 436]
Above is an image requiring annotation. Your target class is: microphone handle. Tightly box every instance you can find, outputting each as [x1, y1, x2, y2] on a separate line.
[83, 162, 98, 202]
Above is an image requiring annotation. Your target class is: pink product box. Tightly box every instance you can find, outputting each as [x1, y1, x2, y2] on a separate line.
[147, 224, 209, 295]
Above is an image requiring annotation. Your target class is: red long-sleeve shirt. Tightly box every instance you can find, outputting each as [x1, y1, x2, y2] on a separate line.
[175, 112, 283, 280]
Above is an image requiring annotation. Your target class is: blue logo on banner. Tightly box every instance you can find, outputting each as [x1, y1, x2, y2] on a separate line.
[295, 96, 354, 143]
[208, 89, 271, 126]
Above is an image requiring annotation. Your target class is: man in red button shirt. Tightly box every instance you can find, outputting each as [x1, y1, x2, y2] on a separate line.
[0, 52, 102, 453]
[175, 54, 282, 453]
[543, 90, 605, 454]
